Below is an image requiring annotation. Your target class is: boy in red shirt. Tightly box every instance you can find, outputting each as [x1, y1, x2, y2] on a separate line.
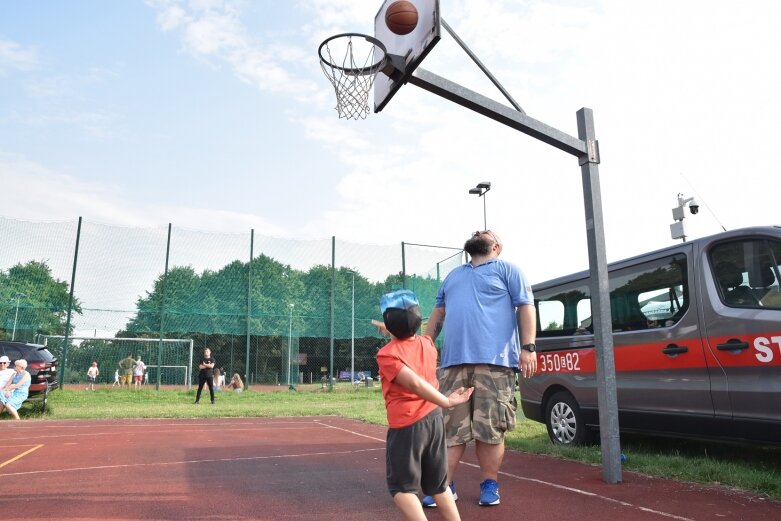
[375, 289, 473, 521]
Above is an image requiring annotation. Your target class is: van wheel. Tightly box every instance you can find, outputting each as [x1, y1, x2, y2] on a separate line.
[545, 391, 593, 445]
[41, 388, 49, 414]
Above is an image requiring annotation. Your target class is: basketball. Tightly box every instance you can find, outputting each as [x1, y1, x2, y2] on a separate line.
[385, 1, 418, 35]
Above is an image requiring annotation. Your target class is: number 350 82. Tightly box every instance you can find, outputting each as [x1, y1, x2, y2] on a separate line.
[539, 352, 581, 372]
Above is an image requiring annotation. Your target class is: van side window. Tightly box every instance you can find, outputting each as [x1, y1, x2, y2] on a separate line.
[535, 285, 591, 337]
[710, 239, 781, 309]
[608, 254, 688, 332]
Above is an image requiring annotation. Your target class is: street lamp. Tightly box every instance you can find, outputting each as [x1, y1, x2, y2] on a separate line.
[11, 292, 26, 341]
[287, 303, 296, 391]
[468, 181, 491, 229]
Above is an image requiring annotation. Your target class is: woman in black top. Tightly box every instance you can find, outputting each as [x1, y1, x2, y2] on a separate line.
[195, 348, 216, 404]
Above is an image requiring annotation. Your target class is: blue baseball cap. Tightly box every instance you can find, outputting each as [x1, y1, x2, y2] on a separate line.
[380, 289, 422, 339]
[380, 289, 419, 313]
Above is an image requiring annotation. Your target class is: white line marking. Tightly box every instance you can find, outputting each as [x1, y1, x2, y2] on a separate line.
[0, 447, 385, 477]
[1, 425, 333, 442]
[1, 418, 699, 519]
[461, 461, 695, 521]
[316, 422, 694, 520]
[316, 421, 386, 442]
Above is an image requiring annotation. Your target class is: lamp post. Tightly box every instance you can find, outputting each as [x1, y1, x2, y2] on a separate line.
[287, 303, 295, 391]
[468, 181, 491, 229]
[11, 292, 26, 341]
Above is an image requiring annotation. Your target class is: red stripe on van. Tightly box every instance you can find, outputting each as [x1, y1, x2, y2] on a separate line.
[536, 330, 781, 375]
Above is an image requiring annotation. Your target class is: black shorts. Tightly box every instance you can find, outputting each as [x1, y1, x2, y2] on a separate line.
[385, 408, 448, 497]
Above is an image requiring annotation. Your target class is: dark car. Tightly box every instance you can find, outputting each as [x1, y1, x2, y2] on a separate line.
[0, 341, 59, 411]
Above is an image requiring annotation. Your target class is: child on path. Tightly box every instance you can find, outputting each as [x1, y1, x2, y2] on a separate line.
[374, 289, 473, 521]
[112, 369, 119, 387]
[133, 357, 146, 390]
[86, 361, 99, 391]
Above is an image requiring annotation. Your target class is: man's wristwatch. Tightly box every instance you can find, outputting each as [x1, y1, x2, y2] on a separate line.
[521, 343, 537, 353]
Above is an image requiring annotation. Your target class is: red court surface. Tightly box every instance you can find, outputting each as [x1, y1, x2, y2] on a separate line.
[1, 416, 779, 520]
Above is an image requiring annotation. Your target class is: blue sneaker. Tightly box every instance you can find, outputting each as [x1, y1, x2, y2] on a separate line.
[479, 479, 500, 506]
[421, 482, 457, 508]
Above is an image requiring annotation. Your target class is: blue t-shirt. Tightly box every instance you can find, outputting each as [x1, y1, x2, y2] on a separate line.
[435, 258, 533, 369]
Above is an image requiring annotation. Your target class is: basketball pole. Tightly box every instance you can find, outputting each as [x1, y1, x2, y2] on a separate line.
[406, 67, 622, 484]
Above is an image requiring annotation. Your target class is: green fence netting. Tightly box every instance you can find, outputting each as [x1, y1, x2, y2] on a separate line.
[0, 216, 464, 388]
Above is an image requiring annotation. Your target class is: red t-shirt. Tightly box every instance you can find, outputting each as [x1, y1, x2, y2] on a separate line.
[376, 335, 439, 429]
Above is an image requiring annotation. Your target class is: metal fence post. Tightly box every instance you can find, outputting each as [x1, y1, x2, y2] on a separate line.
[156, 223, 172, 391]
[59, 216, 82, 390]
[246, 229, 254, 391]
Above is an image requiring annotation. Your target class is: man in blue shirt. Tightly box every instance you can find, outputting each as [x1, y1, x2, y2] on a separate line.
[423, 230, 537, 508]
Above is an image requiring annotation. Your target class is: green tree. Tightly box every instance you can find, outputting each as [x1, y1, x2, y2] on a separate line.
[0, 260, 82, 341]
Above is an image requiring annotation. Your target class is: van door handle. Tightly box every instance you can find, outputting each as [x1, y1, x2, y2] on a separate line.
[662, 344, 688, 355]
[716, 339, 749, 351]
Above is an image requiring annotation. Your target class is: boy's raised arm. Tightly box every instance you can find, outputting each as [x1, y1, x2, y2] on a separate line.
[394, 366, 473, 408]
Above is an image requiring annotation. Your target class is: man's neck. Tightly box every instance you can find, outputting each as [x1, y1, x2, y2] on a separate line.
[470, 253, 495, 266]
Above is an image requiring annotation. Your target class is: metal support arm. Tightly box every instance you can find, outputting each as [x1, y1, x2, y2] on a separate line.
[409, 68, 588, 158]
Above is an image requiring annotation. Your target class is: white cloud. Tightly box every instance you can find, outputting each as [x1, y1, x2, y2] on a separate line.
[148, 0, 319, 95]
[0, 154, 286, 235]
[5, 0, 780, 291]
[11, 108, 120, 140]
[24, 67, 118, 98]
[0, 38, 37, 72]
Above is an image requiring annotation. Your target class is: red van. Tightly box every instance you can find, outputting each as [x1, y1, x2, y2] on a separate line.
[520, 226, 781, 445]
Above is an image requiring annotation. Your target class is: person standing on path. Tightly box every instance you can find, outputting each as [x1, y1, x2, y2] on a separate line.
[133, 357, 146, 391]
[423, 230, 537, 508]
[194, 348, 216, 404]
[374, 289, 473, 521]
[86, 361, 99, 391]
[118, 353, 135, 389]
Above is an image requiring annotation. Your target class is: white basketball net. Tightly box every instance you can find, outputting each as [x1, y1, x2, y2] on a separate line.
[319, 34, 386, 120]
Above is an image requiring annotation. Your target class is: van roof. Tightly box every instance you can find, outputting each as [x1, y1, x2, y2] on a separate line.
[532, 225, 781, 290]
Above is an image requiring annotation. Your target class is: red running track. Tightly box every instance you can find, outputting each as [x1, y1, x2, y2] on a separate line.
[0, 416, 779, 520]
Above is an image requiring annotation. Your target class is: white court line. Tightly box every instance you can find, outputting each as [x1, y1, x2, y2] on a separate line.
[4, 419, 326, 430]
[318, 422, 694, 521]
[4, 419, 695, 520]
[1, 424, 335, 442]
[316, 421, 386, 442]
[0, 447, 385, 477]
[460, 462, 695, 521]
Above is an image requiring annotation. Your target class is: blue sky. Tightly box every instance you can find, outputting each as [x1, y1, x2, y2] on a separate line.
[2, 0, 780, 287]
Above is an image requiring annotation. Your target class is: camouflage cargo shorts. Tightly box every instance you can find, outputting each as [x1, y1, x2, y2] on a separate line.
[439, 364, 518, 445]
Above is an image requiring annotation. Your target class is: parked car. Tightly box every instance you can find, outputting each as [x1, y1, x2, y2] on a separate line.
[0, 341, 59, 411]
[520, 226, 781, 445]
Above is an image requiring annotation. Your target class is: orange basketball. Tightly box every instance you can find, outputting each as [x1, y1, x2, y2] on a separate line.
[385, 1, 419, 35]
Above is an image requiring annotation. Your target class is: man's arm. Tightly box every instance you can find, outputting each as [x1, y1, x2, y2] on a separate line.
[518, 303, 538, 378]
[518, 303, 536, 345]
[424, 306, 446, 342]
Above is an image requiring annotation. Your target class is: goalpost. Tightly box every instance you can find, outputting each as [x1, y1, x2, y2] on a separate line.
[39, 336, 194, 390]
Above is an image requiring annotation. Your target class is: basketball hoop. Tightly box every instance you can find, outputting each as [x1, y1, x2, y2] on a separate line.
[319, 33, 388, 120]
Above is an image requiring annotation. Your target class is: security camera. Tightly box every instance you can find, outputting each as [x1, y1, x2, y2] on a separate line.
[689, 197, 699, 214]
